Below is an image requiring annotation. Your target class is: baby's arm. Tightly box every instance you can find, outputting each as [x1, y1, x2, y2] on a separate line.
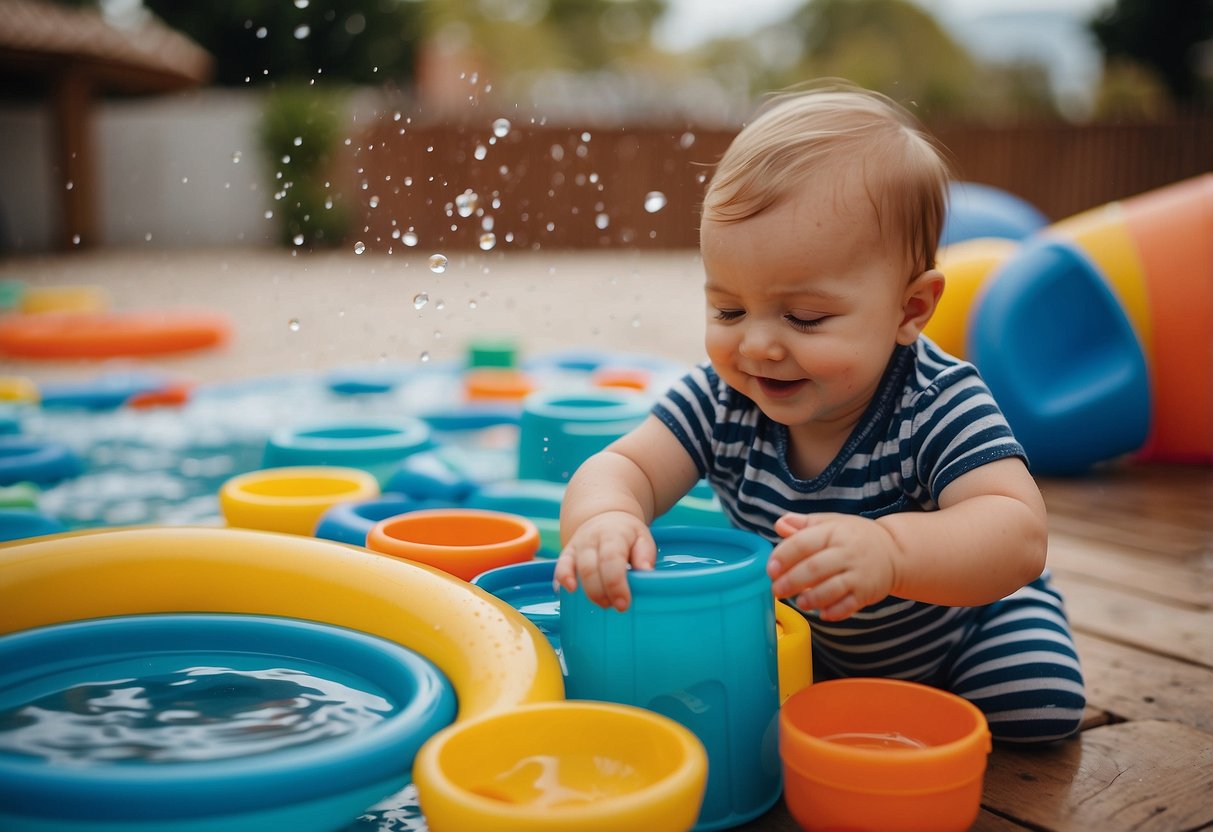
[555, 415, 701, 611]
[768, 457, 1047, 620]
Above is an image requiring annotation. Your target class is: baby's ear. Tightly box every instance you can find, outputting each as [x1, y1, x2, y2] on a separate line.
[896, 269, 945, 345]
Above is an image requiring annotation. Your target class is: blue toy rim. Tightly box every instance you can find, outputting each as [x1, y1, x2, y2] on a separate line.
[0, 613, 455, 821]
[630, 526, 772, 595]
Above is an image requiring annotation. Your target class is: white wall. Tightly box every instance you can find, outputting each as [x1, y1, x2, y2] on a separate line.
[0, 88, 277, 252]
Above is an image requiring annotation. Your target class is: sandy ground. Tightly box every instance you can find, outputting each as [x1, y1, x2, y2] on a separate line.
[0, 247, 710, 385]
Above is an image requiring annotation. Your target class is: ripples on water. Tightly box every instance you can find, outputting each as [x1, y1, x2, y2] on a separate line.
[0, 666, 395, 765]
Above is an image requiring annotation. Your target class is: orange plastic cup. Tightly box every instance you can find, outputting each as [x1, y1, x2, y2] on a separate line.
[367, 508, 540, 582]
[780, 678, 991, 832]
[464, 368, 536, 401]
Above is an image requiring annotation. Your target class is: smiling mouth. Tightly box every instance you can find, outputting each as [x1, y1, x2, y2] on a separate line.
[756, 377, 806, 398]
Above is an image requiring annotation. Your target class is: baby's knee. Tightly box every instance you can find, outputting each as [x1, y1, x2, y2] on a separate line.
[982, 686, 1086, 745]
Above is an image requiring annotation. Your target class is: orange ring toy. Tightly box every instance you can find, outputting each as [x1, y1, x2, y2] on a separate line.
[0, 310, 230, 359]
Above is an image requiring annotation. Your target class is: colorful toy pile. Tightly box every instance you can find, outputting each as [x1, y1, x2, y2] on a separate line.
[930, 175, 1213, 474]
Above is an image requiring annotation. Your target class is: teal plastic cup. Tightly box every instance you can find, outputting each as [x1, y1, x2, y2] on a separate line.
[560, 525, 781, 830]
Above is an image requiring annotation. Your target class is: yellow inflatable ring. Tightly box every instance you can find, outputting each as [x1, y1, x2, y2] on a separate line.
[0, 526, 565, 721]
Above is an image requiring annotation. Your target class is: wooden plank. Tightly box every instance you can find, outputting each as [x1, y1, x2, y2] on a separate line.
[971, 811, 1037, 831]
[1076, 632, 1213, 733]
[982, 720, 1213, 831]
[1038, 466, 1213, 558]
[1047, 530, 1212, 609]
[1053, 573, 1213, 669]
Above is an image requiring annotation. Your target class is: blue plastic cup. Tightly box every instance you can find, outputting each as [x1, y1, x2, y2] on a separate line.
[560, 525, 781, 831]
[517, 390, 649, 483]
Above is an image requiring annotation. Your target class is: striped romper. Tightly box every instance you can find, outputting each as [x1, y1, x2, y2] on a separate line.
[653, 337, 1086, 744]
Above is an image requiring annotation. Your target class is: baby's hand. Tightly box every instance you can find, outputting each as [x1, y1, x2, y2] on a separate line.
[554, 511, 656, 612]
[768, 512, 900, 621]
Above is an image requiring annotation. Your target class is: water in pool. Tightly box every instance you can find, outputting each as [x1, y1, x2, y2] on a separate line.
[0, 663, 397, 765]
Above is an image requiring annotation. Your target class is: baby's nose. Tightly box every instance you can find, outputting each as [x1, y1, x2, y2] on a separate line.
[739, 322, 785, 360]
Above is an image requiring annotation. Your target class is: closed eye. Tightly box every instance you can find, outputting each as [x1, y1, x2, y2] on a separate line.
[785, 313, 827, 331]
[714, 309, 744, 321]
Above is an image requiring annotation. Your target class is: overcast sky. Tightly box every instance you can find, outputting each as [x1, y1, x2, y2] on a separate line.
[654, 0, 1113, 51]
[654, 0, 1115, 116]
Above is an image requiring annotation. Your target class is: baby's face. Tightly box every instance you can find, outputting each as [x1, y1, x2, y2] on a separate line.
[700, 172, 921, 450]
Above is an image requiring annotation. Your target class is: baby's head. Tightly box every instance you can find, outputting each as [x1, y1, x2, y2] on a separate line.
[703, 82, 950, 278]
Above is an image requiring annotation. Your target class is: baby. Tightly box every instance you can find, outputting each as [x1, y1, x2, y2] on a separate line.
[555, 83, 1085, 744]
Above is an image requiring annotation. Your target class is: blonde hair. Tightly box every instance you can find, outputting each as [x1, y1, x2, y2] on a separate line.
[703, 81, 951, 275]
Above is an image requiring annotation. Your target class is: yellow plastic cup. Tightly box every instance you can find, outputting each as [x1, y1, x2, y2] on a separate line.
[414, 700, 708, 832]
[219, 466, 380, 536]
[367, 508, 539, 582]
[780, 678, 991, 832]
[775, 602, 812, 703]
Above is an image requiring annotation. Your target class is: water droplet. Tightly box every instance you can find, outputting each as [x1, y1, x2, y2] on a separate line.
[292, 233, 305, 246]
[368, 195, 380, 208]
[403, 229, 418, 247]
[581, 131, 592, 142]
[413, 292, 429, 310]
[294, 0, 308, 7]
[288, 318, 301, 331]
[264, 210, 274, 219]
[428, 253, 448, 273]
[492, 118, 511, 138]
[256, 26, 268, 38]
[550, 144, 564, 161]
[353, 241, 366, 255]
[293, 136, 303, 147]
[679, 131, 696, 149]
[456, 190, 479, 217]
[71, 234, 81, 245]
[644, 191, 667, 213]
[479, 232, 497, 251]
[595, 213, 610, 230]
[631, 314, 642, 328]
[468, 299, 478, 310]
[324, 196, 333, 209]
[474, 144, 487, 161]
[65, 180, 74, 191]
[419, 351, 431, 363]
[294, 24, 310, 39]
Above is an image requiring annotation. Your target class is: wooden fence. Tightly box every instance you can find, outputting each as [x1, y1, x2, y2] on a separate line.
[347, 116, 1213, 252]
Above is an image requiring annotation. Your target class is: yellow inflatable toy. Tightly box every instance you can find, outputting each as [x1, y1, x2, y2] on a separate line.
[0, 527, 565, 720]
[928, 238, 1019, 359]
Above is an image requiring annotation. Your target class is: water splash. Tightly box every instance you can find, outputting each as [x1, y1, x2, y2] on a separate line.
[456, 191, 480, 218]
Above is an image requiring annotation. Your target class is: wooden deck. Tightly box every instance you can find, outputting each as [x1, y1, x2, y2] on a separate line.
[743, 462, 1213, 832]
